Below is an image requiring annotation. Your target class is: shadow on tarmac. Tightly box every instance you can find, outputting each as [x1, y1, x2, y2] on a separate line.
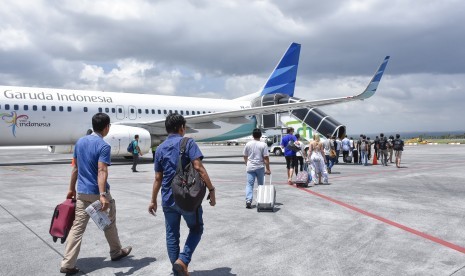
[77, 256, 156, 275]
[190, 267, 236, 276]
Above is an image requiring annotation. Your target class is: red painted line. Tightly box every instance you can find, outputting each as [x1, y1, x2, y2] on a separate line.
[291, 183, 465, 254]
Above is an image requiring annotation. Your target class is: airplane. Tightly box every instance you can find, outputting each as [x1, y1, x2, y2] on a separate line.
[0, 42, 390, 157]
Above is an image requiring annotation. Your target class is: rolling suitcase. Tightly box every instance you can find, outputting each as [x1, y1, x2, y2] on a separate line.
[49, 198, 76, 244]
[256, 174, 276, 212]
[295, 163, 311, 187]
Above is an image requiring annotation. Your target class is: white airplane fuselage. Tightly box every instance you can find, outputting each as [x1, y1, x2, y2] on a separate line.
[0, 86, 253, 149]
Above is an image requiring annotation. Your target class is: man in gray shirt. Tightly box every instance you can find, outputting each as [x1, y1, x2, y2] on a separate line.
[243, 129, 271, 209]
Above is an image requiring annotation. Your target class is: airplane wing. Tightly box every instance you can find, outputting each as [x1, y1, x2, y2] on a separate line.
[116, 56, 389, 131]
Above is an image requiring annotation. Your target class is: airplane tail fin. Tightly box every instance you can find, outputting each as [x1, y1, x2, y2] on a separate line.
[260, 42, 301, 97]
[233, 42, 301, 101]
[355, 56, 390, 100]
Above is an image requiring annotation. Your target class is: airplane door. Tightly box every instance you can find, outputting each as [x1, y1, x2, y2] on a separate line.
[128, 105, 137, 120]
[116, 105, 125, 120]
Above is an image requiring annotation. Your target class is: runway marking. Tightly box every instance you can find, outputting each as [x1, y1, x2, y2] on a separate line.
[0, 203, 64, 258]
[292, 184, 465, 254]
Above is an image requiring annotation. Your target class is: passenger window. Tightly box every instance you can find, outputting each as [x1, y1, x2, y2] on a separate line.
[180, 110, 184, 115]
[145, 109, 149, 114]
[186, 111, 189, 115]
[138, 109, 142, 114]
[151, 109, 155, 114]
[111, 108, 115, 113]
[118, 108, 122, 113]
[158, 110, 161, 114]
[5, 104, 10, 110]
[105, 107, 109, 113]
[202, 111, 205, 114]
[14, 104, 19, 110]
[67, 106, 72, 112]
[33, 105, 37, 111]
[24, 105, 29, 111]
[163, 110, 167, 114]
[130, 108, 134, 114]
[169, 110, 172, 114]
[197, 111, 200, 114]
[59, 106, 64, 112]
[51, 106, 56, 111]
[42, 106, 46, 111]
[98, 107, 102, 112]
[84, 107, 88, 112]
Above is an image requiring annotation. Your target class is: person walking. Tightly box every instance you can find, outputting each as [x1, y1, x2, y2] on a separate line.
[280, 127, 297, 184]
[294, 133, 304, 175]
[387, 135, 395, 163]
[131, 134, 143, 172]
[351, 137, 358, 164]
[148, 113, 216, 276]
[243, 128, 271, 209]
[307, 134, 328, 184]
[393, 133, 405, 168]
[378, 133, 389, 166]
[360, 135, 369, 166]
[60, 113, 132, 275]
[357, 134, 363, 164]
[335, 137, 342, 164]
[341, 135, 350, 163]
[323, 134, 336, 173]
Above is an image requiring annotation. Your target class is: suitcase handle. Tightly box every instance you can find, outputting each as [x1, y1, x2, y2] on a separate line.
[263, 174, 272, 185]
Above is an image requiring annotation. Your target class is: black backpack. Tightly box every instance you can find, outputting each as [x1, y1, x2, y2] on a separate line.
[393, 139, 403, 150]
[379, 138, 387, 150]
[171, 137, 206, 212]
[286, 139, 300, 152]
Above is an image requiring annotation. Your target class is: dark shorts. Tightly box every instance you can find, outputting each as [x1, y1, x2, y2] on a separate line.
[285, 156, 297, 169]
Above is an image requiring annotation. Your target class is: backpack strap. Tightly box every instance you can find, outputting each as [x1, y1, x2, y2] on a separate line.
[176, 137, 191, 173]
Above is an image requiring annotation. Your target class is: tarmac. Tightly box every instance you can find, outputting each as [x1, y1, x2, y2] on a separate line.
[1, 144, 465, 276]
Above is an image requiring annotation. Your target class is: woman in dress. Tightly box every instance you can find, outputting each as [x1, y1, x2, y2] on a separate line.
[307, 134, 328, 184]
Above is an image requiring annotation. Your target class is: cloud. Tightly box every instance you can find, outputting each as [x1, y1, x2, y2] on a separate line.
[1, 0, 465, 133]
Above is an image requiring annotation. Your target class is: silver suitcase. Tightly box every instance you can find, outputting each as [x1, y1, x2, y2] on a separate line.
[256, 175, 276, 212]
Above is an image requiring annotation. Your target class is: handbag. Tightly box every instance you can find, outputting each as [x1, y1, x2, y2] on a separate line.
[329, 149, 336, 158]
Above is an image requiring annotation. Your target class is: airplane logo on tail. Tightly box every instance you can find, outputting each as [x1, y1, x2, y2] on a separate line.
[1, 112, 29, 137]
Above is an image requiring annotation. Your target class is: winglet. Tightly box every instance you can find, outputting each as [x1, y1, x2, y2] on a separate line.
[355, 56, 390, 100]
[260, 42, 301, 97]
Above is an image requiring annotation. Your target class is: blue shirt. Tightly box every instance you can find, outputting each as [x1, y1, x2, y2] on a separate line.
[74, 133, 111, 194]
[132, 140, 139, 154]
[155, 134, 203, 207]
[281, 134, 297, 156]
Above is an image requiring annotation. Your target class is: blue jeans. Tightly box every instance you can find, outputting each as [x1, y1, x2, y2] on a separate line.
[246, 167, 265, 202]
[163, 204, 204, 266]
[361, 151, 368, 165]
[325, 155, 335, 170]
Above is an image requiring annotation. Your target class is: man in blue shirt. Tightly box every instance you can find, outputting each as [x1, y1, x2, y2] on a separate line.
[148, 113, 216, 276]
[280, 127, 297, 184]
[60, 113, 132, 275]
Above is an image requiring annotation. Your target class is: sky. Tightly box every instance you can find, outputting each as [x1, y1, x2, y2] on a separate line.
[1, 0, 464, 135]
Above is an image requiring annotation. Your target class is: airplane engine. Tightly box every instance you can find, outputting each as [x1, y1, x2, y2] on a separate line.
[105, 125, 151, 156]
[252, 93, 346, 139]
[48, 145, 74, 154]
[48, 125, 151, 157]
